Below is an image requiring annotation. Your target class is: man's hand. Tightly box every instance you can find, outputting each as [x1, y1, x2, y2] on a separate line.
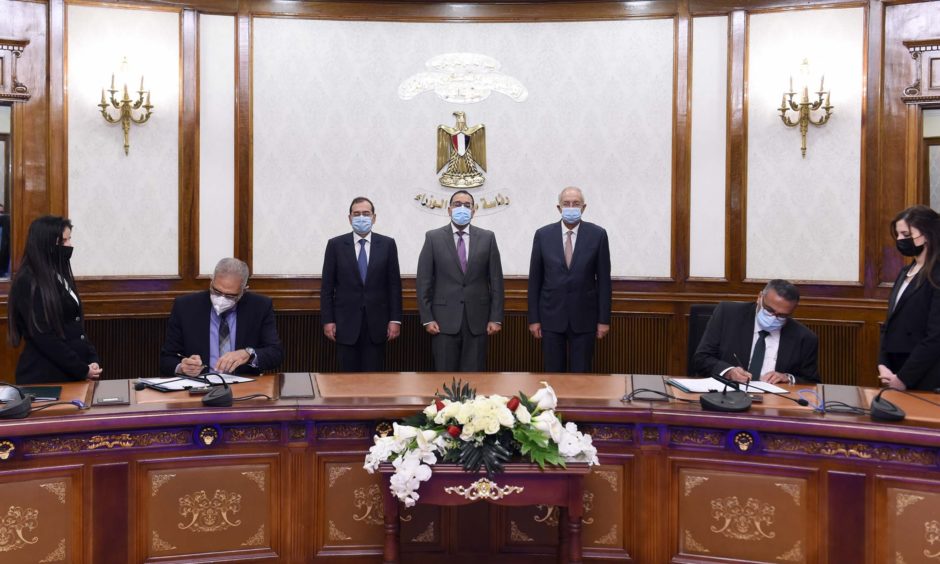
[323, 323, 337, 342]
[878, 364, 906, 390]
[425, 321, 440, 335]
[179, 355, 204, 376]
[387, 322, 401, 341]
[215, 350, 250, 374]
[529, 323, 542, 339]
[487, 322, 502, 336]
[761, 371, 790, 385]
[87, 362, 103, 380]
[596, 323, 610, 339]
[725, 366, 752, 384]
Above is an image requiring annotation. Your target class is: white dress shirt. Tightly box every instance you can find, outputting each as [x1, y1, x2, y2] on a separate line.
[561, 221, 580, 254]
[353, 231, 372, 262]
[452, 223, 469, 257]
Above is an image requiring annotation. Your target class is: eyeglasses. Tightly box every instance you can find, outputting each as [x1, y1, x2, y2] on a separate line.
[210, 285, 243, 301]
[450, 202, 474, 209]
[760, 297, 794, 319]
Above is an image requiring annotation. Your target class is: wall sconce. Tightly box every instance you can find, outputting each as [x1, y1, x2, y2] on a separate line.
[778, 59, 833, 158]
[98, 57, 153, 155]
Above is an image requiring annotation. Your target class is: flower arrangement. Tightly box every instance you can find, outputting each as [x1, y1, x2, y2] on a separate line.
[364, 380, 599, 507]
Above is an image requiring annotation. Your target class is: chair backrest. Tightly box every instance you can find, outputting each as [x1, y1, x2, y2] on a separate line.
[687, 304, 718, 376]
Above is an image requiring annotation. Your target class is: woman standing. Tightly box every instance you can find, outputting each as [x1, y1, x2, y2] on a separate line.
[8, 216, 102, 384]
[878, 205, 940, 391]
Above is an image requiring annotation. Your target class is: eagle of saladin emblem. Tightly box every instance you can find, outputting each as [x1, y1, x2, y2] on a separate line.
[437, 111, 486, 188]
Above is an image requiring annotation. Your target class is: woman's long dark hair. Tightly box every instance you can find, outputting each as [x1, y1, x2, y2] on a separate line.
[891, 205, 940, 288]
[8, 216, 75, 345]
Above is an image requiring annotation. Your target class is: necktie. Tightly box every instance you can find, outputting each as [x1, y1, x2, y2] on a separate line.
[457, 231, 467, 273]
[358, 239, 368, 282]
[565, 230, 574, 267]
[748, 330, 770, 380]
[218, 310, 232, 358]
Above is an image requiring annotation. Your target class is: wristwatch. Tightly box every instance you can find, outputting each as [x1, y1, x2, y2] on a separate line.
[245, 347, 257, 365]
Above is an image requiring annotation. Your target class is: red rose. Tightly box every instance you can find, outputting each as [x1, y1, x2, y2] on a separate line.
[507, 396, 520, 411]
[447, 425, 461, 438]
[435, 399, 445, 411]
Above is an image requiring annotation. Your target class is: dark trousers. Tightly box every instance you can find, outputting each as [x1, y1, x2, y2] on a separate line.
[432, 308, 487, 372]
[542, 326, 596, 373]
[336, 310, 385, 372]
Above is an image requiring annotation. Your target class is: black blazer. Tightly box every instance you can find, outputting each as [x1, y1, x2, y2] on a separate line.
[159, 291, 283, 376]
[879, 263, 940, 390]
[527, 221, 612, 333]
[320, 232, 403, 345]
[10, 271, 99, 384]
[692, 301, 820, 383]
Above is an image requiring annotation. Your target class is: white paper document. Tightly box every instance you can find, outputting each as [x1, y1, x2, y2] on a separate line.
[667, 377, 787, 394]
[137, 374, 254, 391]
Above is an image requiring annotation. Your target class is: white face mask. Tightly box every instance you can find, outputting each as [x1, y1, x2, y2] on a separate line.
[211, 294, 237, 315]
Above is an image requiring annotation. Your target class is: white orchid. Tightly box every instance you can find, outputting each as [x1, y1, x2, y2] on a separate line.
[532, 410, 564, 443]
[514, 403, 531, 424]
[530, 381, 558, 411]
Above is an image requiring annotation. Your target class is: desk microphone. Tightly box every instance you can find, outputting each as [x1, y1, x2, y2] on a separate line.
[0, 384, 33, 419]
[199, 373, 233, 407]
[700, 371, 752, 412]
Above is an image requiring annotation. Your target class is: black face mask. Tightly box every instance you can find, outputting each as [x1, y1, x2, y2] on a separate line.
[896, 237, 925, 257]
[57, 245, 74, 261]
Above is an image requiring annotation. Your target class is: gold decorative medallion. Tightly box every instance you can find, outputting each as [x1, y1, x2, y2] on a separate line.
[0, 440, 14, 461]
[0, 506, 39, 552]
[198, 427, 218, 446]
[437, 112, 486, 188]
[178, 490, 242, 532]
[709, 496, 777, 540]
[375, 421, 393, 438]
[444, 478, 523, 501]
[734, 431, 755, 452]
[510, 520, 534, 542]
[87, 433, 134, 449]
[352, 485, 384, 526]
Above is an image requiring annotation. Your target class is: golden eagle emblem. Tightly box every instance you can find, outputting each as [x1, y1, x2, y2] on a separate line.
[437, 111, 486, 188]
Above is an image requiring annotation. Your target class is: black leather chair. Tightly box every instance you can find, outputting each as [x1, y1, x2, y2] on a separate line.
[686, 304, 717, 376]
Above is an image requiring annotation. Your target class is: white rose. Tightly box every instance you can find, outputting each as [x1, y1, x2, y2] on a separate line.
[557, 427, 582, 458]
[393, 423, 418, 441]
[514, 404, 531, 424]
[532, 410, 563, 443]
[484, 418, 501, 435]
[423, 403, 438, 418]
[530, 382, 558, 411]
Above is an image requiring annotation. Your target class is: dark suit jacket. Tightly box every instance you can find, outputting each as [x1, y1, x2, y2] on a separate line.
[527, 221, 612, 333]
[416, 224, 504, 336]
[159, 291, 283, 376]
[0, 213, 10, 277]
[11, 271, 99, 384]
[879, 263, 940, 390]
[320, 232, 402, 345]
[692, 301, 820, 383]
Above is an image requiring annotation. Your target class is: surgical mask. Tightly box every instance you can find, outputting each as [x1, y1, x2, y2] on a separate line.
[451, 206, 472, 226]
[896, 237, 925, 257]
[211, 294, 237, 316]
[756, 307, 787, 332]
[57, 246, 73, 261]
[560, 207, 582, 224]
[351, 216, 373, 235]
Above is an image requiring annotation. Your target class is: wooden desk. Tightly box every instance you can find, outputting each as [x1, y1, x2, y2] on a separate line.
[379, 463, 590, 564]
[0, 373, 937, 563]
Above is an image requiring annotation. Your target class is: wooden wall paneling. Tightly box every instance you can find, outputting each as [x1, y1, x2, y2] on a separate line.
[91, 463, 130, 564]
[862, 0, 884, 297]
[83, 317, 168, 378]
[234, 0, 251, 267]
[727, 10, 747, 285]
[594, 314, 672, 375]
[826, 471, 869, 564]
[800, 319, 865, 385]
[48, 0, 66, 218]
[180, 9, 198, 279]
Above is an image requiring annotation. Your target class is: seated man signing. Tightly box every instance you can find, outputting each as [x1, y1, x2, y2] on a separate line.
[160, 258, 283, 376]
[693, 279, 820, 384]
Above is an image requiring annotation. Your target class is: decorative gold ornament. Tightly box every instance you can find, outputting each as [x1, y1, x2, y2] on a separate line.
[40, 482, 67, 504]
[0, 440, 14, 461]
[375, 421, 393, 438]
[352, 485, 384, 525]
[241, 524, 265, 547]
[925, 520, 940, 559]
[0, 39, 31, 102]
[734, 431, 755, 452]
[437, 111, 486, 188]
[510, 520, 534, 542]
[778, 58, 833, 158]
[38, 538, 65, 562]
[0, 506, 39, 552]
[412, 521, 435, 543]
[88, 433, 134, 450]
[98, 57, 153, 155]
[177, 490, 242, 532]
[444, 478, 522, 501]
[198, 427, 218, 446]
[709, 496, 776, 541]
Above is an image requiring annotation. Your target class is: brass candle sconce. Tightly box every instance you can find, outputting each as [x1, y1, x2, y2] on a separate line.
[778, 59, 833, 158]
[98, 57, 153, 155]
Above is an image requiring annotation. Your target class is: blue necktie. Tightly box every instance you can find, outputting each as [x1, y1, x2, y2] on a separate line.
[358, 239, 368, 282]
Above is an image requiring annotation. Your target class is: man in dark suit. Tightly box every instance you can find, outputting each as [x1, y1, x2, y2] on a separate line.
[160, 258, 283, 376]
[321, 196, 402, 372]
[693, 279, 819, 384]
[528, 187, 612, 372]
[417, 190, 504, 372]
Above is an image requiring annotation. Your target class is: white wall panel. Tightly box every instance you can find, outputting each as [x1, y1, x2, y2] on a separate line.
[198, 15, 236, 275]
[67, 5, 179, 276]
[690, 16, 728, 279]
[252, 19, 675, 277]
[746, 8, 863, 282]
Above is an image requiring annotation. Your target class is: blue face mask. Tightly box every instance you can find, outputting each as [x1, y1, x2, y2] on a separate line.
[451, 206, 472, 226]
[351, 216, 373, 235]
[560, 207, 582, 224]
[756, 306, 787, 332]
